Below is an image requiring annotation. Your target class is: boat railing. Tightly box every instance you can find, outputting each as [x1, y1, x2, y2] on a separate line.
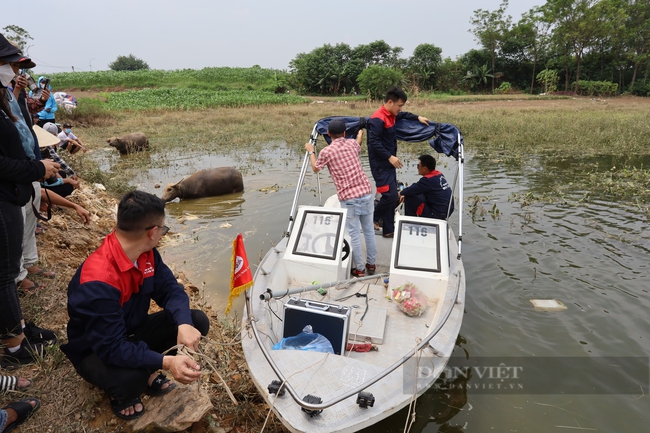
[245, 268, 463, 411]
[456, 133, 464, 259]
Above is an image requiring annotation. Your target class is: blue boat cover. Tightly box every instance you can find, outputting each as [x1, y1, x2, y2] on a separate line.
[315, 116, 463, 160]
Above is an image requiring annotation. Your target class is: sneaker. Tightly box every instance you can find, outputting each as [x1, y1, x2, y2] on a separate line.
[1, 339, 45, 368]
[365, 264, 376, 275]
[23, 322, 57, 345]
[351, 268, 365, 278]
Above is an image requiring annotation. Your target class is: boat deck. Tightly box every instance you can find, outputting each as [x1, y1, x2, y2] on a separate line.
[242, 222, 465, 433]
[283, 275, 442, 366]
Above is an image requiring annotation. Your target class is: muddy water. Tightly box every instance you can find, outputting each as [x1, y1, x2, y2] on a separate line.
[96, 143, 649, 432]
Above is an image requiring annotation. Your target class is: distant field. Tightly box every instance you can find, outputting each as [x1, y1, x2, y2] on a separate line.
[102, 88, 309, 110]
[47, 66, 289, 92]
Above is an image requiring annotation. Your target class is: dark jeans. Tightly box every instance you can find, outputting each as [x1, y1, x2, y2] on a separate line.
[42, 182, 74, 198]
[0, 202, 24, 339]
[373, 175, 398, 235]
[404, 195, 428, 217]
[36, 118, 56, 128]
[75, 309, 210, 401]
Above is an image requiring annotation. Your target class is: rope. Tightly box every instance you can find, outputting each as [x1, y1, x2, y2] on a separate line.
[162, 341, 238, 406]
[403, 338, 423, 433]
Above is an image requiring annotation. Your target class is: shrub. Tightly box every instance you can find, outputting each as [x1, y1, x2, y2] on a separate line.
[108, 54, 150, 71]
[495, 82, 512, 94]
[357, 66, 404, 100]
[536, 69, 558, 94]
[572, 80, 618, 96]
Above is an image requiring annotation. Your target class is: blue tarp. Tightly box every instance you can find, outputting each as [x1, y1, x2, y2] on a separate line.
[314, 116, 463, 160]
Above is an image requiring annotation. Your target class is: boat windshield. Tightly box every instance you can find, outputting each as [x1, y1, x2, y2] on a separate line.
[394, 220, 441, 272]
[292, 210, 344, 260]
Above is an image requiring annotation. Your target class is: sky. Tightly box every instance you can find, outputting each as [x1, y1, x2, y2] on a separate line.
[5, 0, 542, 74]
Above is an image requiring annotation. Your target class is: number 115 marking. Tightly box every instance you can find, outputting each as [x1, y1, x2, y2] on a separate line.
[407, 225, 428, 237]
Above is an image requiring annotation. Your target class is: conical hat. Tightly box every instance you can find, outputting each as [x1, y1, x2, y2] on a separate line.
[33, 125, 61, 148]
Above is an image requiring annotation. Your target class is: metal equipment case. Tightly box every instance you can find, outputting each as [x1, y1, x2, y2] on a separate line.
[283, 297, 351, 355]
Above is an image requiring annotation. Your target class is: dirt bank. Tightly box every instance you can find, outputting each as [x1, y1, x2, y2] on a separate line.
[12, 184, 286, 433]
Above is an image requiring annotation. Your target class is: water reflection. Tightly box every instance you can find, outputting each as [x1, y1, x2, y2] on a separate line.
[87, 141, 650, 432]
[164, 194, 245, 220]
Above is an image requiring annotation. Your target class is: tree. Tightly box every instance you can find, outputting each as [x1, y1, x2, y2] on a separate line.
[289, 41, 405, 95]
[624, 0, 650, 90]
[470, 0, 512, 92]
[543, 0, 625, 92]
[407, 43, 443, 90]
[289, 43, 359, 94]
[504, 7, 551, 93]
[2, 25, 33, 54]
[357, 66, 404, 100]
[436, 57, 467, 92]
[108, 54, 150, 71]
[353, 40, 404, 69]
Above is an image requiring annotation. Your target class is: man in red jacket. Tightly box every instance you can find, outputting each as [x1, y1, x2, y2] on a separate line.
[62, 190, 209, 420]
[399, 154, 454, 220]
[367, 88, 429, 237]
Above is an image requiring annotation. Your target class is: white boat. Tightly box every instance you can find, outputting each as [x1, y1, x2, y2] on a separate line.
[242, 116, 466, 432]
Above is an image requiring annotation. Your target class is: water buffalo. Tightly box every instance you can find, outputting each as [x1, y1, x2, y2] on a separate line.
[107, 132, 149, 155]
[161, 167, 244, 202]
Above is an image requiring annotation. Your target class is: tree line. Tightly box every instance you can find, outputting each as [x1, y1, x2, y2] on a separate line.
[287, 0, 650, 97]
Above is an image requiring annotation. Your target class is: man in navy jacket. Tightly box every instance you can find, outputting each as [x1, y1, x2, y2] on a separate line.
[367, 88, 429, 237]
[62, 190, 209, 420]
[399, 154, 454, 220]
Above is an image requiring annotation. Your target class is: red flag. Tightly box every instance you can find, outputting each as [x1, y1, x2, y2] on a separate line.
[226, 233, 253, 314]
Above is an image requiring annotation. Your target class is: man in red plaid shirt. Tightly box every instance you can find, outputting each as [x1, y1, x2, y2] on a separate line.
[304, 119, 377, 277]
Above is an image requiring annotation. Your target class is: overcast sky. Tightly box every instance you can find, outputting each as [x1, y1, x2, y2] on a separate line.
[5, 0, 542, 74]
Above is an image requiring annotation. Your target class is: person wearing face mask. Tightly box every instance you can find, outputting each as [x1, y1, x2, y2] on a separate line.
[0, 43, 57, 292]
[0, 33, 61, 375]
[30, 76, 57, 127]
[57, 122, 87, 154]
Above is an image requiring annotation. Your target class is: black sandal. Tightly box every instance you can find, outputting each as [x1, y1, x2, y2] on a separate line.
[2, 398, 41, 432]
[110, 397, 145, 420]
[146, 372, 176, 396]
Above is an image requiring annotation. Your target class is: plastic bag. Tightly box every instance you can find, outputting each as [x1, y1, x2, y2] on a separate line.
[272, 325, 334, 353]
[391, 282, 428, 317]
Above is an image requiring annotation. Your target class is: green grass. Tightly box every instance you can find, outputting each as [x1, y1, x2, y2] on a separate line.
[418, 92, 571, 103]
[101, 88, 309, 110]
[47, 66, 289, 92]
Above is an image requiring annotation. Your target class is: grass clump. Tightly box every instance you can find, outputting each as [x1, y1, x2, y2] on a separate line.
[59, 97, 115, 127]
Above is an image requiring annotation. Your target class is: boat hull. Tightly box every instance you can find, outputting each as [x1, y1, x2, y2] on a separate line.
[242, 227, 465, 432]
